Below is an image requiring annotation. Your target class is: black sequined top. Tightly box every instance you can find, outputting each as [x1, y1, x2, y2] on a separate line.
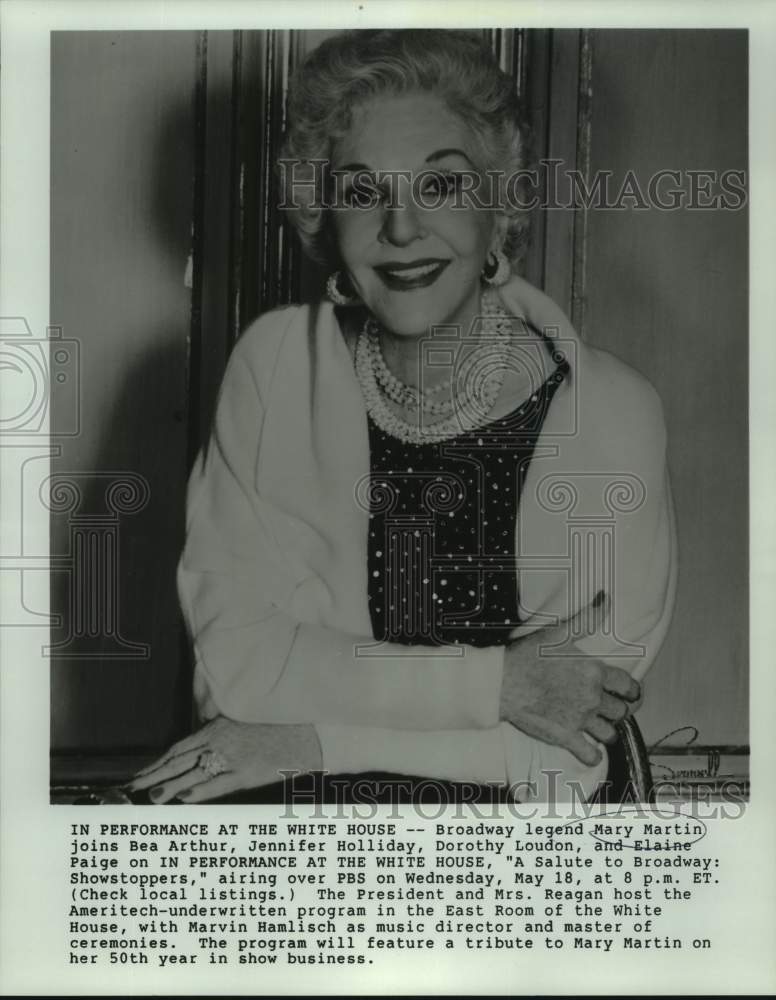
[366, 330, 569, 648]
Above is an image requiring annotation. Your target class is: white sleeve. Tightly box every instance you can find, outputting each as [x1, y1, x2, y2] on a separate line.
[314, 722, 608, 804]
[573, 397, 678, 683]
[315, 724, 508, 786]
[179, 342, 505, 732]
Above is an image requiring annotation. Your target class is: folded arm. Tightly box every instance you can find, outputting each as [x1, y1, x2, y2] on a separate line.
[176, 300, 676, 792]
[179, 341, 505, 739]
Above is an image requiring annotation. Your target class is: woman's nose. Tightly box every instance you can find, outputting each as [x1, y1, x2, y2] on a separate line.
[379, 203, 426, 247]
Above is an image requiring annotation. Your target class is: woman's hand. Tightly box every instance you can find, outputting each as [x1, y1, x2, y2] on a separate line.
[500, 594, 641, 766]
[128, 719, 322, 803]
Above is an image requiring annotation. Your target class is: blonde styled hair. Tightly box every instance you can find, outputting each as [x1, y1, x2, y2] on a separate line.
[280, 29, 530, 268]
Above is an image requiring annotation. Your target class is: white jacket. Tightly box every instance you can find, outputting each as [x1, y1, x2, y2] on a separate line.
[177, 275, 678, 800]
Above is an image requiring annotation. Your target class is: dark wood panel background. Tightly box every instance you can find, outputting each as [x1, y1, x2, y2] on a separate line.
[50, 28, 748, 770]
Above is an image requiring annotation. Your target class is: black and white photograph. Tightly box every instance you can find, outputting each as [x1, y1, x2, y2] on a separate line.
[0, 1, 773, 995]
[45, 26, 747, 805]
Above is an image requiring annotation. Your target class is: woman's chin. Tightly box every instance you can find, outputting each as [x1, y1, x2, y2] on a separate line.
[368, 287, 478, 339]
[376, 315, 435, 339]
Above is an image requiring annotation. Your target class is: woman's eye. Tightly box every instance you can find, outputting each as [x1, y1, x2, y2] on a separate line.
[339, 172, 462, 209]
[419, 172, 461, 199]
[342, 189, 366, 208]
[341, 177, 380, 209]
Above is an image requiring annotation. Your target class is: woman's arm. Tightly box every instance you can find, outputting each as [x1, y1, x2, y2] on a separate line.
[179, 338, 505, 733]
[145, 591, 639, 804]
[313, 592, 641, 783]
[164, 286, 676, 799]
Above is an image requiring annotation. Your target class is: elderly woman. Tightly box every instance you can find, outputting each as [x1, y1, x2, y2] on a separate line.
[131, 29, 676, 805]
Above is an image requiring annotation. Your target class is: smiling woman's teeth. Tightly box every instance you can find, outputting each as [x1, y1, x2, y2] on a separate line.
[386, 263, 438, 279]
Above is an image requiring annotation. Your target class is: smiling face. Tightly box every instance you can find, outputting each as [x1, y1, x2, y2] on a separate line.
[329, 92, 502, 338]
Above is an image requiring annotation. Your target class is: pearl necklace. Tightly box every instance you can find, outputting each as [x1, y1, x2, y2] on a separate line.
[368, 328, 450, 412]
[355, 288, 514, 444]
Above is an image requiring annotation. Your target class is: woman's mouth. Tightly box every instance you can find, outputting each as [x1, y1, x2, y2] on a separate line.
[374, 258, 450, 290]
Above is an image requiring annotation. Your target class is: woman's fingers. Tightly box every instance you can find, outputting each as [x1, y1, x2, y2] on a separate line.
[602, 666, 641, 702]
[178, 773, 241, 804]
[129, 747, 203, 791]
[557, 728, 604, 767]
[584, 714, 618, 745]
[147, 764, 215, 804]
[132, 732, 209, 779]
[599, 692, 629, 723]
